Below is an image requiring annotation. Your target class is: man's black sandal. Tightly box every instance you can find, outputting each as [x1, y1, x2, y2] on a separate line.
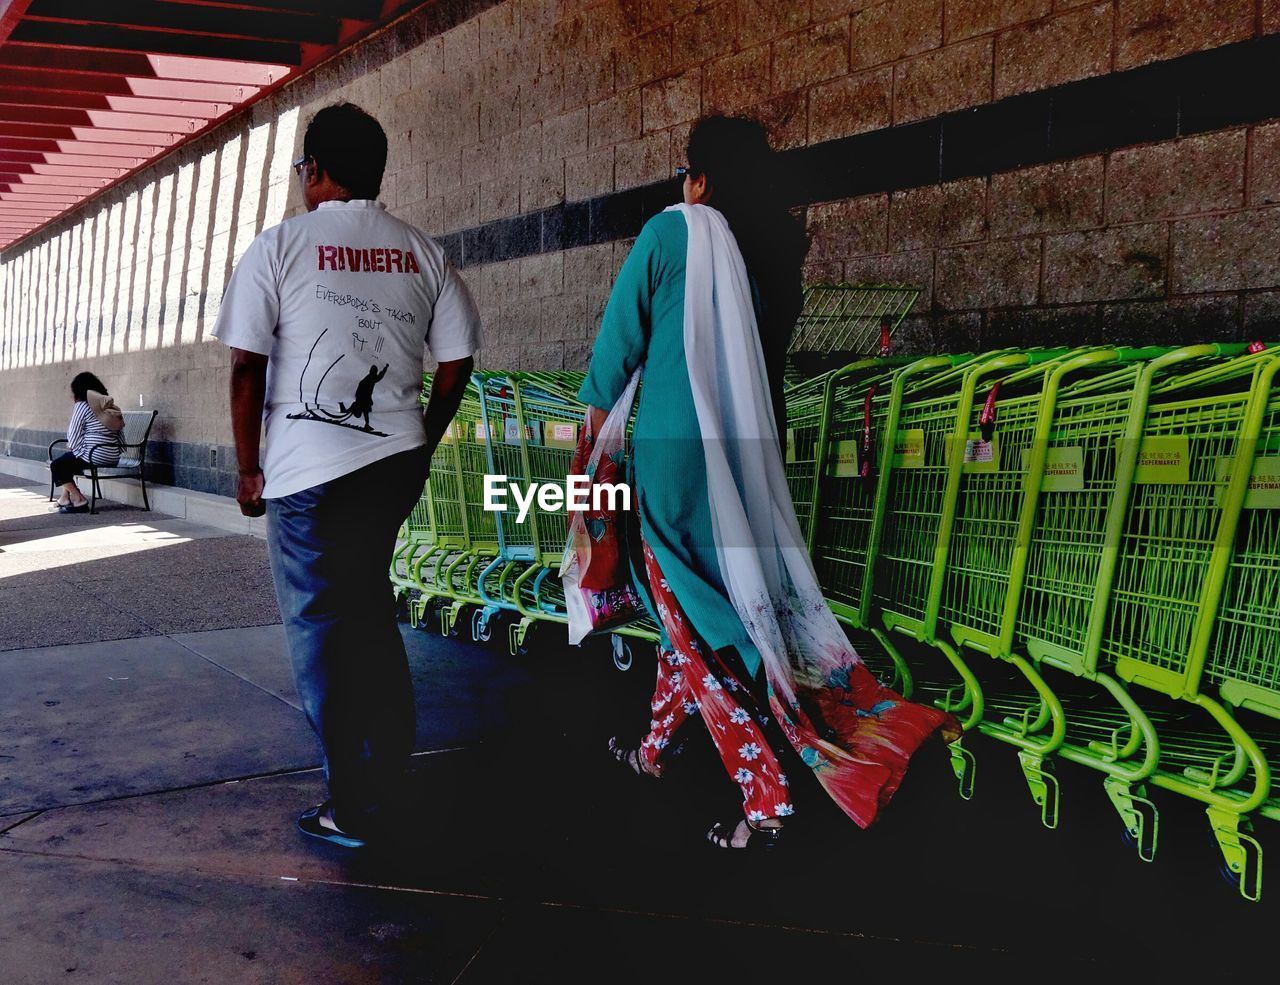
[297, 801, 367, 849]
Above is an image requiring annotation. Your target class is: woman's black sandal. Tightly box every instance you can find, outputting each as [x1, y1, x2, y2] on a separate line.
[706, 818, 783, 850]
[608, 736, 658, 779]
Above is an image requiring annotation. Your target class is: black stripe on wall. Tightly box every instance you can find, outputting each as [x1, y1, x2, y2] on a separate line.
[438, 32, 1280, 270]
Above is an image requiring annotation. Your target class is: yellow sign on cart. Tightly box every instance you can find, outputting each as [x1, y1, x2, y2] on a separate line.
[893, 429, 925, 469]
[1129, 436, 1189, 484]
[1022, 446, 1084, 491]
[543, 421, 579, 449]
[830, 439, 860, 477]
[1215, 456, 1280, 508]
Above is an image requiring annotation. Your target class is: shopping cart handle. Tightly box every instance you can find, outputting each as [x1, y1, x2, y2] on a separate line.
[1023, 347, 1074, 365]
[1207, 342, 1271, 358]
[1112, 345, 1176, 363]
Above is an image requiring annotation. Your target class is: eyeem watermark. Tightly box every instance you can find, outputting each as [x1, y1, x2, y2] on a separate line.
[483, 475, 631, 523]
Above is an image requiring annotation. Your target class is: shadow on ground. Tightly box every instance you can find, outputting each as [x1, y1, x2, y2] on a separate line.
[2, 610, 1275, 982]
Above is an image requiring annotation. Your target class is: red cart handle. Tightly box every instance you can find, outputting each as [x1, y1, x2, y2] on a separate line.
[878, 318, 892, 357]
[858, 384, 878, 481]
[1248, 340, 1267, 354]
[979, 380, 1001, 442]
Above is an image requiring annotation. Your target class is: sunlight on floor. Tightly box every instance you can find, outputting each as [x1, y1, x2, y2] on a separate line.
[0, 485, 197, 578]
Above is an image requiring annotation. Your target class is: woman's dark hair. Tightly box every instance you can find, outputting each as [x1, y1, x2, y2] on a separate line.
[70, 372, 107, 402]
[687, 115, 810, 430]
[303, 103, 388, 199]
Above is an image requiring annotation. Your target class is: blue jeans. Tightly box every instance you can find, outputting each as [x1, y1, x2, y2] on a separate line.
[266, 446, 430, 833]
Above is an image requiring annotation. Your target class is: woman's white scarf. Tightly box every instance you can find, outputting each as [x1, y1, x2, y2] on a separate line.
[672, 203, 860, 710]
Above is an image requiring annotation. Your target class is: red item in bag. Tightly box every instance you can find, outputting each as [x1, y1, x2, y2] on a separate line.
[562, 371, 644, 643]
[574, 435, 629, 590]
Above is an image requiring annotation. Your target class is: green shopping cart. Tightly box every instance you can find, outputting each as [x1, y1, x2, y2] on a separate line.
[1207, 375, 1280, 836]
[1098, 347, 1280, 901]
[799, 355, 944, 695]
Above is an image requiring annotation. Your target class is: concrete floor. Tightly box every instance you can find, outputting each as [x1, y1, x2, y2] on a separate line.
[0, 473, 1275, 983]
[0, 473, 278, 650]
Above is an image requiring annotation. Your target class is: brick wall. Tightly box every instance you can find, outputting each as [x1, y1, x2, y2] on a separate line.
[2, 0, 1278, 495]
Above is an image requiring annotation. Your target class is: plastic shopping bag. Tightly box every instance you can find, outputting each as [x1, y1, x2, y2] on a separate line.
[561, 369, 645, 644]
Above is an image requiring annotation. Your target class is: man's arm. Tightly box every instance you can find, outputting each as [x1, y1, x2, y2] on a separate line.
[422, 356, 473, 460]
[229, 347, 269, 517]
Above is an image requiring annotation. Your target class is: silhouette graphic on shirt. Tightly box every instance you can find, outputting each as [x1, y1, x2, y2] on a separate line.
[340, 364, 389, 431]
[285, 328, 392, 436]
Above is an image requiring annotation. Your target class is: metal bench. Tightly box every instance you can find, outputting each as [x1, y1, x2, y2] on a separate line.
[48, 409, 159, 514]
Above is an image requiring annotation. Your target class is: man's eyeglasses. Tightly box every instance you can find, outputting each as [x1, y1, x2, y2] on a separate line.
[292, 155, 309, 177]
[675, 166, 690, 180]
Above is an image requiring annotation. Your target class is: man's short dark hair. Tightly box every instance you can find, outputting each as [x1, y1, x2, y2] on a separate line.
[303, 103, 388, 200]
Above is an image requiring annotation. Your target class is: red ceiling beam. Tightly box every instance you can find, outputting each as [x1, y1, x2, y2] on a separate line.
[1, 187, 84, 199]
[0, 172, 109, 187]
[175, 1, 384, 18]
[0, 46, 286, 85]
[26, 0, 341, 46]
[0, 160, 128, 177]
[0, 143, 154, 165]
[0, 1, 431, 253]
[0, 1, 35, 42]
[0, 104, 204, 133]
[0, 88, 234, 118]
[0, 123, 179, 145]
[0, 211, 60, 218]
[10, 22, 304, 65]
[0, 66, 258, 102]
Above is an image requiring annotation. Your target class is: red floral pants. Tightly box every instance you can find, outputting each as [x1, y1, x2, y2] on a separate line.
[637, 541, 793, 823]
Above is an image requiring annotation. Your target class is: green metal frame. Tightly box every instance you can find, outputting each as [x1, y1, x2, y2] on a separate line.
[798, 355, 959, 697]
[787, 283, 920, 358]
[1099, 348, 1279, 900]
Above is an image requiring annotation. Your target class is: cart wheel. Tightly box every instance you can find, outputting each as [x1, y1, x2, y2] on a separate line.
[612, 637, 633, 673]
[476, 618, 493, 643]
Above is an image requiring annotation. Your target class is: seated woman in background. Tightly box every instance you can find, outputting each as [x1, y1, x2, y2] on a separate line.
[51, 371, 123, 514]
[581, 115, 959, 849]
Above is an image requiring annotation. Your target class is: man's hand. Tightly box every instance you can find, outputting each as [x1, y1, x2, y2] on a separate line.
[237, 469, 265, 517]
[229, 347, 269, 516]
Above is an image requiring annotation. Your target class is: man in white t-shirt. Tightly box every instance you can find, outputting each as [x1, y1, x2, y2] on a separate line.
[213, 103, 480, 849]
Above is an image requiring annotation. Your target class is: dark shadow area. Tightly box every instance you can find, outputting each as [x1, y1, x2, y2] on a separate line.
[340, 619, 1280, 980]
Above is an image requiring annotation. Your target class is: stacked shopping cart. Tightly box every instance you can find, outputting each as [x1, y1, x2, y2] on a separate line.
[392, 284, 1280, 901]
[786, 342, 1280, 902]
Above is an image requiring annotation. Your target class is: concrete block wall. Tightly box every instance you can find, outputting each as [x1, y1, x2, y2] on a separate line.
[2, 0, 1279, 495]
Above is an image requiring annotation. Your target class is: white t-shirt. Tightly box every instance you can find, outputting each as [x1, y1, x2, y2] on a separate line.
[212, 200, 481, 499]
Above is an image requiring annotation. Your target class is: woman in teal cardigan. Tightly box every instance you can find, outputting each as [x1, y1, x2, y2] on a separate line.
[580, 117, 956, 849]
